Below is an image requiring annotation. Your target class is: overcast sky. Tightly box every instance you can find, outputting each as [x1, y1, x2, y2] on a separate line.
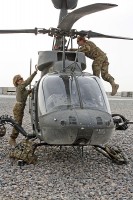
[0, 0, 133, 92]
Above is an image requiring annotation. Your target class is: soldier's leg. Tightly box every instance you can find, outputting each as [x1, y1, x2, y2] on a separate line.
[9, 104, 24, 146]
[92, 58, 103, 77]
[101, 58, 119, 96]
[11, 114, 23, 139]
[9, 116, 23, 146]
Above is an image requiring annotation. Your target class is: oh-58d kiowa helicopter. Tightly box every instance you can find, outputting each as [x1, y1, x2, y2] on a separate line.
[0, 0, 133, 165]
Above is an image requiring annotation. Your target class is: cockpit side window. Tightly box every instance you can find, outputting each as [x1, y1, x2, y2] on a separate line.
[78, 76, 107, 111]
[44, 76, 67, 111]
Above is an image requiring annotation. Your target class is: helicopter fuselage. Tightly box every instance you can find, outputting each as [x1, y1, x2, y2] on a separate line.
[29, 51, 114, 146]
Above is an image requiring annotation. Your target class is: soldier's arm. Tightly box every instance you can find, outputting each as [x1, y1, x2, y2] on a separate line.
[20, 71, 37, 89]
[79, 45, 90, 53]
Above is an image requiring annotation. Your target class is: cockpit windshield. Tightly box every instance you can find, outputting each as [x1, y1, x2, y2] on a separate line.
[78, 76, 107, 110]
[40, 75, 80, 112]
[38, 74, 108, 114]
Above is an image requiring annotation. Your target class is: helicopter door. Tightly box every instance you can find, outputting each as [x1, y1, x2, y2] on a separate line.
[30, 81, 40, 132]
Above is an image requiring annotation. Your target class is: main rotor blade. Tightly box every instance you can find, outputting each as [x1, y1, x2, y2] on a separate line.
[58, 3, 118, 31]
[0, 28, 38, 34]
[79, 30, 133, 40]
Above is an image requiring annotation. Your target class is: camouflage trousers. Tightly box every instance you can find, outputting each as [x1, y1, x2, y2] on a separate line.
[92, 55, 114, 84]
[10, 102, 25, 139]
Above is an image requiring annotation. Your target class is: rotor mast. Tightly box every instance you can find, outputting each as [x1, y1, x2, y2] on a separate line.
[58, 0, 68, 25]
[51, 0, 78, 71]
[51, 0, 78, 25]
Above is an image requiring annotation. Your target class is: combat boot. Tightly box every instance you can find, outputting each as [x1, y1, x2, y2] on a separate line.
[111, 83, 119, 96]
[9, 137, 16, 147]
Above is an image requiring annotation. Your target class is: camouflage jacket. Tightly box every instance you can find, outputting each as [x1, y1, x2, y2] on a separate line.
[77, 40, 106, 60]
[16, 71, 37, 104]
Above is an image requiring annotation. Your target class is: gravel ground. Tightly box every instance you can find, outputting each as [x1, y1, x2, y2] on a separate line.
[0, 95, 133, 200]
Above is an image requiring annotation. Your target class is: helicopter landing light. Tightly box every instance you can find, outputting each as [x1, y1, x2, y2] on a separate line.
[96, 117, 103, 125]
[60, 120, 66, 126]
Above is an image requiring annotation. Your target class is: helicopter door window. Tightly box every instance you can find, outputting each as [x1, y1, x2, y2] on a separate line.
[42, 76, 69, 112]
[39, 75, 80, 113]
[78, 76, 107, 111]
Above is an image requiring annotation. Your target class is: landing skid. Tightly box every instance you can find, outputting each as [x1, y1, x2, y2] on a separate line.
[0, 114, 132, 166]
[94, 145, 128, 165]
[9, 140, 128, 166]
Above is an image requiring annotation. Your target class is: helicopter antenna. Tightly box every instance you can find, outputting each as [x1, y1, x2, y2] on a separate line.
[29, 58, 32, 114]
[62, 36, 66, 72]
[29, 58, 32, 90]
[70, 37, 73, 49]
[66, 37, 70, 50]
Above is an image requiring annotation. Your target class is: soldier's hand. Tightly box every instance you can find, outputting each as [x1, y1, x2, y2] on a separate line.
[35, 65, 38, 72]
[28, 89, 33, 94]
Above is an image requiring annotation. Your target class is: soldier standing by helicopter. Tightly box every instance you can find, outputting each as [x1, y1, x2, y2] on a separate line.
[73, 36, 119, 96]
[9, 65, 38, 146]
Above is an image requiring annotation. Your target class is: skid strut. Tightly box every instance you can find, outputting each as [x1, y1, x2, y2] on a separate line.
[94, 145, 128, 165]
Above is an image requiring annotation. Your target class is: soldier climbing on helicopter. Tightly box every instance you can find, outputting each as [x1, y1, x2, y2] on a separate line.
[70, 35, 119, 96]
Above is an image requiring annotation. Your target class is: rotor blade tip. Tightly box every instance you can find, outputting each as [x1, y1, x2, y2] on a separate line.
[107, 3, 118, 7]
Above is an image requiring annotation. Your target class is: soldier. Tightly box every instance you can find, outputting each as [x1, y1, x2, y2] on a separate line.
[75, 36, 119, 96]
[9, 65, 38, 146]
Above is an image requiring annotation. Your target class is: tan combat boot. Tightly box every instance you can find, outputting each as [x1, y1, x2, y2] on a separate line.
[111, 83, 119, 96]
[9, 138, 16, 147]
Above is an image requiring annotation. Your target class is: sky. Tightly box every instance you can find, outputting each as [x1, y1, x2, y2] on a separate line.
[0, 0, 133, 92]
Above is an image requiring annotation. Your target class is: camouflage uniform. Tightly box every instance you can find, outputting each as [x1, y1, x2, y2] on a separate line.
[10, 71, 37, 140]
[78, 40, 114, 84]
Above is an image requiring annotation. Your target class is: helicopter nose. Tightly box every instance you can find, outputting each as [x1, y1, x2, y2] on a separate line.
[39, 108, 114, 145]
[75, 109, 114, 145]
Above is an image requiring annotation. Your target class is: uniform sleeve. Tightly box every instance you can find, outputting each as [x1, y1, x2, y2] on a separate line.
[20, 71, 37, 89]
[79, 44, 90, 53]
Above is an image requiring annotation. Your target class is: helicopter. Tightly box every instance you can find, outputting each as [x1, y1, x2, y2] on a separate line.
[0, 0, 133, 165]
